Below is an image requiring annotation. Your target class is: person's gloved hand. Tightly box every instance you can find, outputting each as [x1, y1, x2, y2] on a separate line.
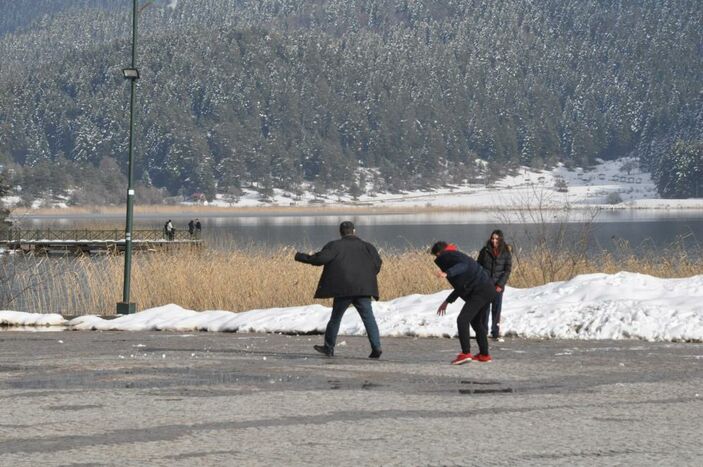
[294, 252, 307, 262]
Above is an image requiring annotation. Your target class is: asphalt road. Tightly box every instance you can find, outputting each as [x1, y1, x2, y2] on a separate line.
[0, 331, 701, 466]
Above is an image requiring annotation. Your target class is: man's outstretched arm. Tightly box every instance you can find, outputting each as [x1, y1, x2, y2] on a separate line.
[295, 242, 336, 266]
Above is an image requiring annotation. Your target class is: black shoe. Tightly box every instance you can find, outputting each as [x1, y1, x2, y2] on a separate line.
[368, 349, 382, 359]
[313, 345, 334, 357]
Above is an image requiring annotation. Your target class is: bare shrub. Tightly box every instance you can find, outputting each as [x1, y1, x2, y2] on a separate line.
[496, 186, 600, 286]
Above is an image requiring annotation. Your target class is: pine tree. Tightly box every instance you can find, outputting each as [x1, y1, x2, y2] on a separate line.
[656, 141, 703, 198]
[0, 170, 9, 224]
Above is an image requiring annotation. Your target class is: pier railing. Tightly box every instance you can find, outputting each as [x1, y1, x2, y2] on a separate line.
[0, 229, 196, 242]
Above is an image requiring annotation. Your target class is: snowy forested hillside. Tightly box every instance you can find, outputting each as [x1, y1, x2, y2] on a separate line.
[0, 0, 700, 204]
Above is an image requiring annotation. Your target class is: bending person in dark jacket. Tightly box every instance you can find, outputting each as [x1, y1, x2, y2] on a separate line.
[432, 241, 497, 365]
[295, 221, 383, 359]
[477, 229, 512, 340]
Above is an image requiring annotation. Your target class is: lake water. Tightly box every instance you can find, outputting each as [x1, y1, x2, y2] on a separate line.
[16, 209, 703, 253]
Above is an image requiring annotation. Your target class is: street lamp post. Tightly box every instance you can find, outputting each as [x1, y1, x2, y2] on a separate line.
[117, 0, 140, 315]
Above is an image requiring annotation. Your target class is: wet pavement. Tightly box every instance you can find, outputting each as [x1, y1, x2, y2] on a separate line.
[0, 331, 701, 466]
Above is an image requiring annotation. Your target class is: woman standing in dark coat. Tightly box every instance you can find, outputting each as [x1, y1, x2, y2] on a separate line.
[477, 229, 512, 340]
[432, 241, 497, 365]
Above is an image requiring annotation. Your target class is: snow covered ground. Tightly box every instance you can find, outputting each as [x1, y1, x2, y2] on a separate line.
[197, 158, 703, 210]
[3, 158, 702, 211]
[2, 272, 701, 342]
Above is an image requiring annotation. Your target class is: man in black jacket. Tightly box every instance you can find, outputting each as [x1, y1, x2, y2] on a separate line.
[295, 221, 383, 359]
[432, 241, 497, 365]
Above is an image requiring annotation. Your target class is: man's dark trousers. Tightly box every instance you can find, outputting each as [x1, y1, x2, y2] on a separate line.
[457, 284, 496, 355]
[324, 297, 381, 352]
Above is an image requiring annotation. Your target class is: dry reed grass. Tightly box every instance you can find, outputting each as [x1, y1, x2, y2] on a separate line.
[15, 247, 440, 315]
[7, 243, 702, 316]
[509, 249, 702, 288]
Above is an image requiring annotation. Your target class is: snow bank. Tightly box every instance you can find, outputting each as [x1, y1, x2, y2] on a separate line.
[502, 272, 703, 341]
[68, 304, 332, 334]
[2, 272, 702, 341]
[0, 311, 67, 327]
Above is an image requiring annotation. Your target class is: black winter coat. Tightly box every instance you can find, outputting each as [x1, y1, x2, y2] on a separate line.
[295, 236, 382, 299]
[434, 249, 494, 303]
[477, 243, 512, 287]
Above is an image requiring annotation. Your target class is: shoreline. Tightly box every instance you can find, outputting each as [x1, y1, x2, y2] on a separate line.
[10, 202, 703, 220]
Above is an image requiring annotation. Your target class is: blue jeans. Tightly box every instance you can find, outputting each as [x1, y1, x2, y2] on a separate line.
[480, 290, 503, 337]
[324, 297, 381, 351]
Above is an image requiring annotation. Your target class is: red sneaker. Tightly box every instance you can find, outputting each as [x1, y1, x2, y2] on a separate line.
[451, 353, 474, 365]
[473, 353, 492, 362]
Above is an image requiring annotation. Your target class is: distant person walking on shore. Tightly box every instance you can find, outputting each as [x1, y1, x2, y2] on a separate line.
[188, 219, 195, 237]
[164, 219, 174, 241]
[432, 241, 496, 365]
[477, 229, 512, 340]
[295, 221, 383, 359]
[195, 218, 202, 239]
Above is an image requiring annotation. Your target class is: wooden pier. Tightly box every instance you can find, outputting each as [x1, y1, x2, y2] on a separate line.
[0, 229, 203, 255]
